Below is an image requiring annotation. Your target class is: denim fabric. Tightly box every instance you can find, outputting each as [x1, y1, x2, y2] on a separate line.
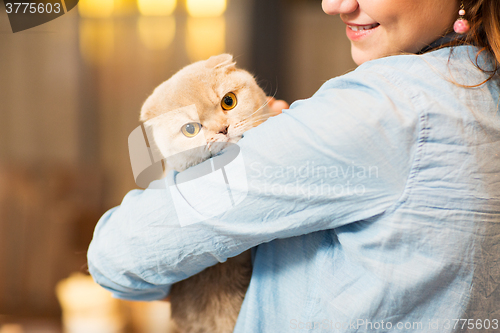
[88, 46, 500, 332]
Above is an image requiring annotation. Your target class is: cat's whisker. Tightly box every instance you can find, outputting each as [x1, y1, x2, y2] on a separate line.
[243, 113, 273, 124]
[238, 90, 278, 123]
[247, 97, 273, 119]
[237, 114, 272, 126]
[229, 114, 273, 138]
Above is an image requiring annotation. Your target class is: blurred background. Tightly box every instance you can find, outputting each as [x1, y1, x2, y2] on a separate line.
[0, 0, 355, 331]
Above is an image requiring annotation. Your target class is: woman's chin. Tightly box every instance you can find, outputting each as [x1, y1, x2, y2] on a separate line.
[351, 47, 372, 66]
[351, 46, 390, 66]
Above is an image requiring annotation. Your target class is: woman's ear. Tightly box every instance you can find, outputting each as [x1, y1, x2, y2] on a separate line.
[205, 53, 236, 70]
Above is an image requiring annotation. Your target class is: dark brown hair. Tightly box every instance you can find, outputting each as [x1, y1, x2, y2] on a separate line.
[462, 0, 500, 65]
[430, 0, 500, 86]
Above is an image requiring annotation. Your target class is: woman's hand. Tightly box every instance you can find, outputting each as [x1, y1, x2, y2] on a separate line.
[267, 97, 289, 117]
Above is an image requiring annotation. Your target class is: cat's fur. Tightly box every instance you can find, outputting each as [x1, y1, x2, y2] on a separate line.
[139, 54, 274, 333]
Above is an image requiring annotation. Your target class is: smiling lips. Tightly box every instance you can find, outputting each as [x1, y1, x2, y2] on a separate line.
[345, 23, 380, 41]
[347, 23, 380, 31]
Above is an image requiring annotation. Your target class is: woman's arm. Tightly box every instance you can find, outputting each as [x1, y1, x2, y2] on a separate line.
[87, 62, 421, 301]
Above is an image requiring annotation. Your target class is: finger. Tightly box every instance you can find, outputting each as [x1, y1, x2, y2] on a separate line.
[267, 97, 289, 116]
[272, 100, 290, 111]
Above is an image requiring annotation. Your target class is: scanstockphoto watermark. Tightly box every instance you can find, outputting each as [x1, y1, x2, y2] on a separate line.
[249, 161, 379, 198]
[290, 319, 424, 331]
[290, 318, 499, 331]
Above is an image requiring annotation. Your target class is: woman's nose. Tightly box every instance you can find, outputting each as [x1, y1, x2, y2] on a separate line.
[322, 0, 359, 15]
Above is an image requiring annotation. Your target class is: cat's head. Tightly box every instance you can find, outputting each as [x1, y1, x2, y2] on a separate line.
[140, 54, 271, 172]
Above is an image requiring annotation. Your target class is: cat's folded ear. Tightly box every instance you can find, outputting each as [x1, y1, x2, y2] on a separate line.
[205, 54, 236, 70]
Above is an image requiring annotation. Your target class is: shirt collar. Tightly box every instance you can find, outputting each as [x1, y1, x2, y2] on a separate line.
[417, 32, 468, 54]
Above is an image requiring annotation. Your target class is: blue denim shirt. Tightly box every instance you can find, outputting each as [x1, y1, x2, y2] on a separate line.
[88, 46, 500, 332]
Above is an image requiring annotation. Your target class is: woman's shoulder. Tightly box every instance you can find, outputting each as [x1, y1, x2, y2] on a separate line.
[352, 45, 495, 87]
[359, 45, 482, 70]
[315, 45, 497, 106]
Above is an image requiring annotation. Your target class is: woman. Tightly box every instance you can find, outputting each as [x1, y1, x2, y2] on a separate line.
[88, 0, 500, 332]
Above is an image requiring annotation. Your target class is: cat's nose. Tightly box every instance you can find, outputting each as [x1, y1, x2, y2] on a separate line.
[218, 126, 229, 135]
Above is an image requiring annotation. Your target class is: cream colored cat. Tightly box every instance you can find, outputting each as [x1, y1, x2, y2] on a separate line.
[140, 54, 275, 333]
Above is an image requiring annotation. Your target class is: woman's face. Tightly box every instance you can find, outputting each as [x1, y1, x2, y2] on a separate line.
[322, 0, 459, 65]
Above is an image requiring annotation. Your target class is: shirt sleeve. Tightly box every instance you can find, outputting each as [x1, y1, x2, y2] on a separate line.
[87, 62, 422, 300]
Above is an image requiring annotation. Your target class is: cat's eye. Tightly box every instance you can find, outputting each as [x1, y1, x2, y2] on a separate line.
[221, 92, 237, 111]
[181, 122, 202, 138]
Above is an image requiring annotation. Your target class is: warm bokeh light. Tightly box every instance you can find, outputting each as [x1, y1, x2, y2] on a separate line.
[186, 17, 225, 62]
[56, 273, 125, 333]
[78, 0, 114, 18]
[186, 0, 226, 17]
[113, 0, 138, 16]
[138, 0, 176, 16]
[137, 16, 176, 50]
[79, 20, 115, 66]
